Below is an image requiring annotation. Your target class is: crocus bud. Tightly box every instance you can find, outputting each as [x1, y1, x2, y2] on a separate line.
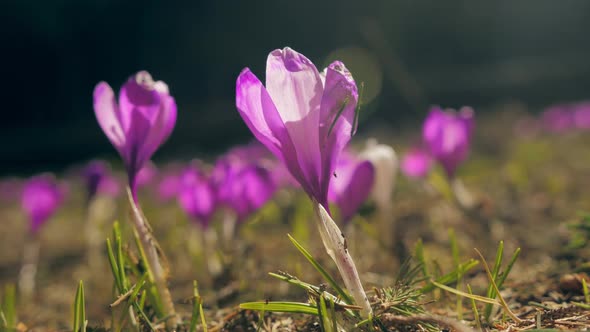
[401, 147, 433, 179]
[360, 139, 397, 209]
[93, 71, 177, 195]
[22, 174, 64, 234]
[422, 106, 474, 178]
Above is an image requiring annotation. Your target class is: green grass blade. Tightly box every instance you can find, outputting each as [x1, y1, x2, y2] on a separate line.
[496, 247, 521, 290]
[414, 239, 429, 278]
[1, 284, 16, 329]
[190, 280, 207, 332]
[240, 302, 319, 315]
[106, 238, 123, 294]
[329, 295, 338, 332]
[467, 284, 482, 331]
[317, 295, 327, 332]
[73, 280, 86, 332]
[287, 234, 353, 305]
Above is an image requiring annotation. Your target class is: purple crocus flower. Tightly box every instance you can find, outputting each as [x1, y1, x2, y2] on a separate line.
[21, 174, 64, 234]
[400, 147, 433, 179]
[177, 166, 217, 229]
[218, 163, 277, 222]
[328, 153, 375, 223]
[540, 105, 575, 133]
[422, 106, 474, 178]
[236, 47, 358, 209]
[93, 71, 177, 195]
[81, 160, 120, 201]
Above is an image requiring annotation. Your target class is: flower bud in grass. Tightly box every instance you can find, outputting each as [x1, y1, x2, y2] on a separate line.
[236, 47, 372, 317]
[360, 139, 398, 210]
[401, 147, 433, 179]
[423, 106, 474, 179]
[328, 153, 374, 223]
[93, 71, 176, 197]
[22, 174, 64, 234]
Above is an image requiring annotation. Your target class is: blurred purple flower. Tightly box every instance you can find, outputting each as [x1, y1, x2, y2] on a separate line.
[212, 151, 277, 221]
[93, 71, 177, 195]
[81, 160, 120, 201]
[422, 106, 474, 178]
[177, 166, 216, 229]
[157, 173, 181, 202]
[328, 153, 375, 223]
[236, 47, 358, 209]
[400, 147, 433, 179]
[540, 105, 575, 133]
[21, 174, 64, 234]
[573, 102, 590, 129]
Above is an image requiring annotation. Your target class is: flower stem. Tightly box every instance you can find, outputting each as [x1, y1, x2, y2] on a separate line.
[126, 188, 179, 330]
[314, 201, 373, 318]
[18, 232, 40, 301]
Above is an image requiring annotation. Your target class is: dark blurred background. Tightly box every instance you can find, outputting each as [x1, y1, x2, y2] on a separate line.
[3, 0, 590, 174]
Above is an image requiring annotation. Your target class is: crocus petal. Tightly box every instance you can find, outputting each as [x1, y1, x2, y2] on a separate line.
[140, 94, 177, 168]
[118, 71, 163, 129]
[236, 68, 288, 158]
[329, 159, 374, 223]
[266, 47, 324, 203]
[123, 110, 153, 186]
[319, 61, 358, 202]
[93, 82, 125, 151]
[236, 68, 307, 196]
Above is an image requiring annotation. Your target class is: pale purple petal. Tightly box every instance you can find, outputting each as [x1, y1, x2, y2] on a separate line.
[265, 47, 325, 203]
[236, 68, 308, 197]
[236, 68, 289, 158]
[329, 158, 374, 223]
[319, 61, 358, 205]
[93, 82, 125, 151]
